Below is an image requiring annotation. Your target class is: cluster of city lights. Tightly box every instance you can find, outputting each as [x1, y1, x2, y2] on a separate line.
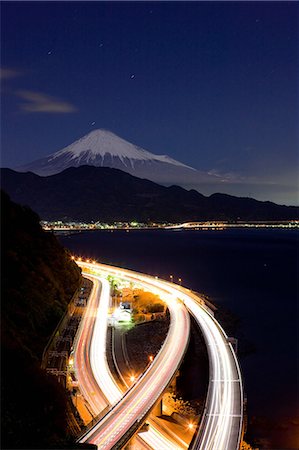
[42, 220, 164, 231]
[44, 219, 299, 232]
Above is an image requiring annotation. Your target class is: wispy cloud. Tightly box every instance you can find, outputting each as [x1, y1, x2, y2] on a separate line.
[16, 90, 77, 113]
[0, 67, 22, 80]
[207, 169, 261, 184]
[207, 169, 254, 183]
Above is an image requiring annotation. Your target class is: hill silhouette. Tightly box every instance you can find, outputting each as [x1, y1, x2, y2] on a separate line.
[1, 191, 81, 448]
[2, 166, 298, 222]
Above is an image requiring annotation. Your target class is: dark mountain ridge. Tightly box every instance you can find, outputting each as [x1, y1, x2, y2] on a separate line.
[1, 166, 298, 222]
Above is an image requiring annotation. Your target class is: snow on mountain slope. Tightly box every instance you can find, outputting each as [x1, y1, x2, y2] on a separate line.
[15, 129, 218, 188]
[17, 129, 194, 173]
[49, 129, 193, 169]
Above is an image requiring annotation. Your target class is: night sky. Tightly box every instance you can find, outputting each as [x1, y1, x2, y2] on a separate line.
[1, 1, 298, 205]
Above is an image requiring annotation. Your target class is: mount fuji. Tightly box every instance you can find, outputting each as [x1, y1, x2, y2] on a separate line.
[16, 129, 216, 186]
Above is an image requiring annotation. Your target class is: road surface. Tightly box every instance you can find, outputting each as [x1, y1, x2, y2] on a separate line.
[77, 261, 243, 450]
[74, 270, 190, 449]
[73, 276, 109, 414]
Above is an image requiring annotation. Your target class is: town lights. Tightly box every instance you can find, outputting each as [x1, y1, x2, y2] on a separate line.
[188, 422, 194, 430]
[130, 375, 136, 383]
[71, 255, 75, 260]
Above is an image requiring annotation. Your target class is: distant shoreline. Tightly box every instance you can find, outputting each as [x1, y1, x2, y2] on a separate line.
[44, 220, 299, 235]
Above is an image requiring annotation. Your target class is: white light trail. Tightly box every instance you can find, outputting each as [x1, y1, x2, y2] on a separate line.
[75, 269, 189, 450]
[76, 261, 243, 450]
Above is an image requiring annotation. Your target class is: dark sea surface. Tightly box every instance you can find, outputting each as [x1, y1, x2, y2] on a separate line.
[59, 229, 298, 449]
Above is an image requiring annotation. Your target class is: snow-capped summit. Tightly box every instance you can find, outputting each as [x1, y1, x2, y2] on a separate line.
[47, 129, 194, 170]
[16, 129, 217, 188]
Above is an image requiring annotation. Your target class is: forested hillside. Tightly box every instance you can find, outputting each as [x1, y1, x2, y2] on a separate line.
[1, 191, 82, 448]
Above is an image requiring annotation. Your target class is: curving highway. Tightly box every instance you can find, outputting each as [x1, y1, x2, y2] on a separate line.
[165, 285, 244, 450]
[74, 268, 190, 449]
[73, 275, 109, 414]
[76, 261, 243, 450]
